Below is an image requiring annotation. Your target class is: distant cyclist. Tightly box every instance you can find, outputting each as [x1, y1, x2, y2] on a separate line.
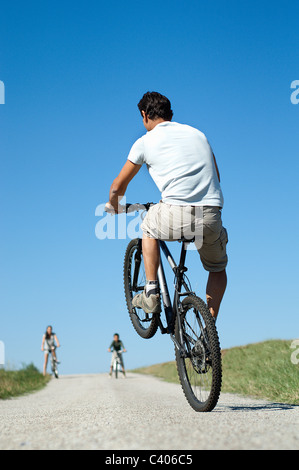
[108, 333, 126, 377]
[41, 325, 60, 376]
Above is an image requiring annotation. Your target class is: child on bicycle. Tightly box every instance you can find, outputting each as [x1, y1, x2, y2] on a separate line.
[108, 333, 126, 377]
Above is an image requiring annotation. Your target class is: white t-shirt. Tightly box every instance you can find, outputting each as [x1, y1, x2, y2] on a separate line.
[127, 121, 224, 207]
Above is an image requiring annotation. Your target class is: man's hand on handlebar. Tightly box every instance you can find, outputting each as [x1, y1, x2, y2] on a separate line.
[105, 202, 125, 214]
[105, 201, 153, 214]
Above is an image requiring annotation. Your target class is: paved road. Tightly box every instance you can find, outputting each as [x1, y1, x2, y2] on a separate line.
[0, 373, 298, 450]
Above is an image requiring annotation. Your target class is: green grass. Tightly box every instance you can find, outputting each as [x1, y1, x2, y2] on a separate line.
[133, 340, 299, 405]
[221, 340, 299, 404]
[0, 363, 50, 400]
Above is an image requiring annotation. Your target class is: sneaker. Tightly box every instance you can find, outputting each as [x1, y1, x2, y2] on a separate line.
[132, 291, 161, 314]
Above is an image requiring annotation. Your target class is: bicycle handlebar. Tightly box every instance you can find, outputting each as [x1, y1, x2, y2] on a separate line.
[125, 202, 153, 213]
[105, 202, 153, 214]
[108, 349, 126, 353]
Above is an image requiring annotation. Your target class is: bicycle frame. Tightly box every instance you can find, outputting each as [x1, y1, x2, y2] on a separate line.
[134, 236, 195, 356]
[113, 353, 121, 369]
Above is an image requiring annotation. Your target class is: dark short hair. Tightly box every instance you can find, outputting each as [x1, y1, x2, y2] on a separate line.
[138, 92, 173, 121]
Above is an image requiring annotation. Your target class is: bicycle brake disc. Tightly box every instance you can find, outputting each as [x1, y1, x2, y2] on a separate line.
[191, 340, 208, 374]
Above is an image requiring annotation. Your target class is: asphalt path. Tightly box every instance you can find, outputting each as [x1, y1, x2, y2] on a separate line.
[0, 373, 298, 450]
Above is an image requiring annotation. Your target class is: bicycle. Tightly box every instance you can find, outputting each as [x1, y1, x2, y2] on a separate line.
[122, 202, 222, 412]
[49, 349, 59, 379]
[111, 351, 125, 379]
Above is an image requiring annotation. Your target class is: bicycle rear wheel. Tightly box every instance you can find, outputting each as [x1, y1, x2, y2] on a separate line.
[175, 295, 222, 412]
[124, 238, 159, 339]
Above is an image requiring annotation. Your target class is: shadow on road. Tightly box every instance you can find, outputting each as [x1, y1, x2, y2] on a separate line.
[220, 402, 297, 412]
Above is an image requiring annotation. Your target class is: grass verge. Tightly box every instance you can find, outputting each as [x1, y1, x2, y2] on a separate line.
[0, 363, 50, 400]
[133, 340, 299, 405]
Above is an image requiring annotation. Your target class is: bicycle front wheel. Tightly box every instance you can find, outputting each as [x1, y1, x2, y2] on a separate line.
[175, 295, 222, 412]
[124, 238, 159, 339]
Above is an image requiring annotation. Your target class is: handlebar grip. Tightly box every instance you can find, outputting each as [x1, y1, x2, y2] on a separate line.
[125, 203, 154, 213]
[105, 202, 154, 214]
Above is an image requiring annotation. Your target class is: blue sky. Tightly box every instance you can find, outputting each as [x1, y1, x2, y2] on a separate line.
[0, 0, 298, 374]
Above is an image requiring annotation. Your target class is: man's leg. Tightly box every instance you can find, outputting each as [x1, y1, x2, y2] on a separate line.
[131, 234, 161, 313]
[206, 269, 227, 320]
[142, 235, 160, 280]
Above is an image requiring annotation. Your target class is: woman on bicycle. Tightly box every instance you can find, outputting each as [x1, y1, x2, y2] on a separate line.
[41, 326, 60, 376]
[108, 333, 126, 377]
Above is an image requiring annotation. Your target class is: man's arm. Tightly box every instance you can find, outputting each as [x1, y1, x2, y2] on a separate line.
[107, 160, 141, 213]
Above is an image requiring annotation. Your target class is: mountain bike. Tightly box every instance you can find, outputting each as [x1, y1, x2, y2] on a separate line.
[122, 203, 222, 412]
[111, 351, 124, 379]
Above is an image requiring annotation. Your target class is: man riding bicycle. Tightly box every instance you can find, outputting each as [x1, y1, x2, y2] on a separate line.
[108, 333, 127, 377]
[106, 92, 228, 320]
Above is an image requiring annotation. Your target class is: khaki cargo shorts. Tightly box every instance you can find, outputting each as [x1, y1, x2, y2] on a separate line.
[141, 202, 228, 272]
